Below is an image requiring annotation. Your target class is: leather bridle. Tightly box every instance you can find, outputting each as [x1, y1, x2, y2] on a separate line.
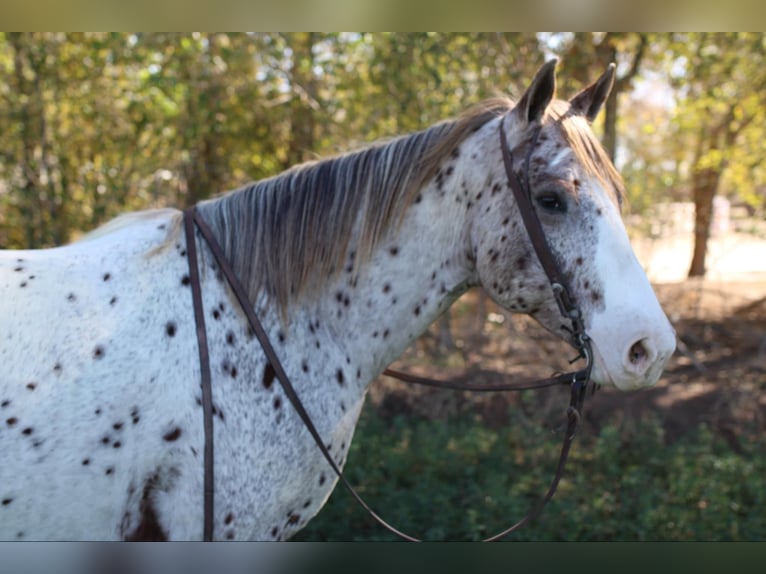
[183, 115, 593, 541]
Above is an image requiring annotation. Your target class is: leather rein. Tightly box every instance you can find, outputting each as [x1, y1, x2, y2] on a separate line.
[183, 116, 593, 541]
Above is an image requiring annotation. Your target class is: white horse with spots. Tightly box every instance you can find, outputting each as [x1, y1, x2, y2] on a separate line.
[0, 61, 675, 540]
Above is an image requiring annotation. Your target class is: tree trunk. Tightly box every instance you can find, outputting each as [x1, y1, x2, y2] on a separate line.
[9, 33, 40, 248]
[601, 43, 619, 164]
[182, 34, 227, 208]
[600, 33, 646, 164]
[687, 104, 744, 278]
[602, 81, 618, 164]
[436, 312, 458, 353]
[688, 166, 721, 277]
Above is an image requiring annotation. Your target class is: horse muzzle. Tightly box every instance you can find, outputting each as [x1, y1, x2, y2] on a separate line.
[589, 322, 676, 390]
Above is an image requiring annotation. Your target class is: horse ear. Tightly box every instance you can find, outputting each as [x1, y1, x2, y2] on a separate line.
[569, 63, 616, 122]
[515, 58, 558, 125]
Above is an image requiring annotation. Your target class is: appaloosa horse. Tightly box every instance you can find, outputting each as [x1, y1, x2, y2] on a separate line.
[0, 60, 675, 540]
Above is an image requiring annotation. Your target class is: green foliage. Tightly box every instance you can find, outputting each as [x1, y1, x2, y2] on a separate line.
[0, 33, 542, 249]
[294, 408, 766, 541]
[666, 32, 766, 204]
[1, 32, 764, 257]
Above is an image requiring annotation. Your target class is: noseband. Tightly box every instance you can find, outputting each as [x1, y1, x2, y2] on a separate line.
[183, 115, 593, 541]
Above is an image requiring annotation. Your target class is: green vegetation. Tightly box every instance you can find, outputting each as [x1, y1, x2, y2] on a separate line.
[1, 33, 764, 277]
[294, 406, 766, 541]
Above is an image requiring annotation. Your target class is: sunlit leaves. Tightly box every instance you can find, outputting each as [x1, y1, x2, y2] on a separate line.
[1, 33, 763, 252]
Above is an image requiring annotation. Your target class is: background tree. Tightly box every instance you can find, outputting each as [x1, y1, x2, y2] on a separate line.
[664, 33, 766, 277]
[1, 31, 764, 284]
[551, 32, 649, 163]
[0, 33, 165, 247]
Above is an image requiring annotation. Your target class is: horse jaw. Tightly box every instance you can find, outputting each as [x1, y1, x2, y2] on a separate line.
[586, 195, 676, 390]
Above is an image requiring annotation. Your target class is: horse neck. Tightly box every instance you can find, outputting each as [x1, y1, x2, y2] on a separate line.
[298, 172, 477, 386]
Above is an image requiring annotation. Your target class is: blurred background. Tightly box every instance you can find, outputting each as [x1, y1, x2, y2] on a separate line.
[1, 32, 764, 540]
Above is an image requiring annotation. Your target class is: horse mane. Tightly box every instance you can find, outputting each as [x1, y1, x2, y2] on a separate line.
[196, 98, 514, 314]
[547, 100, 625, 204]
[195, 96, 623, 315]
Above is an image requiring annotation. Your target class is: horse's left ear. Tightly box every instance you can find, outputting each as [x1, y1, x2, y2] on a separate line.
[569, 63, 616, 122]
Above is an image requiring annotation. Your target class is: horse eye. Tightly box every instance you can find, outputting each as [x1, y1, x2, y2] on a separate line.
[536, 192, 566, 213]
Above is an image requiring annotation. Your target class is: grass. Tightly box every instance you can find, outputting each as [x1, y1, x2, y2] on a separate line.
[293, 405, 766, 541]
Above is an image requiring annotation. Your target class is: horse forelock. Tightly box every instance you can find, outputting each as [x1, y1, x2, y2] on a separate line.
[196, 98, 514, 315]
[546, 100, 625, 206]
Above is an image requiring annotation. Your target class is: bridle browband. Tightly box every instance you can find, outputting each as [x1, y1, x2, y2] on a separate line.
[183, 115, 593, 541]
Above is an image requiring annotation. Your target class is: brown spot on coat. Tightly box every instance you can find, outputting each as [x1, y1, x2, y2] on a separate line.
[263, 363, 276, 389]
[123, 473, 168, 541]
[163, 427, 182, 442]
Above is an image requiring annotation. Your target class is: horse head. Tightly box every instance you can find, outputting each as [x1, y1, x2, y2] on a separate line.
[471, 59, 676, 390]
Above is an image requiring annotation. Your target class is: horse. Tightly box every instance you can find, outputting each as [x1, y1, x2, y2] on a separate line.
[0, 60, 676, 541]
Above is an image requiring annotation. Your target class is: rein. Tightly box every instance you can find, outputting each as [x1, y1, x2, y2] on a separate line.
[182, 115, 593, 541]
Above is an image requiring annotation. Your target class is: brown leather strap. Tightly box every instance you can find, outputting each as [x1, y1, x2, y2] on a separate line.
[181, 114, 596, 541]
[382, 367, 582, 391]
[183, 210, 215, 541]
[484, 374, 587, 541]
[184, 205, 591, 541]
[186, 208, 420, 541]
[500, 123, 566, 288]
[499, 121, 588, 351]
[378, 119, 594, 410]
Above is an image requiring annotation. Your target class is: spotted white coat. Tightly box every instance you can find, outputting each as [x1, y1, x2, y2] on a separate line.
[0, 61, 675, 540]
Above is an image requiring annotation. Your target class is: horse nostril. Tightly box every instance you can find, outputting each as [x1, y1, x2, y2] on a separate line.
[629, 340, 648, 365]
